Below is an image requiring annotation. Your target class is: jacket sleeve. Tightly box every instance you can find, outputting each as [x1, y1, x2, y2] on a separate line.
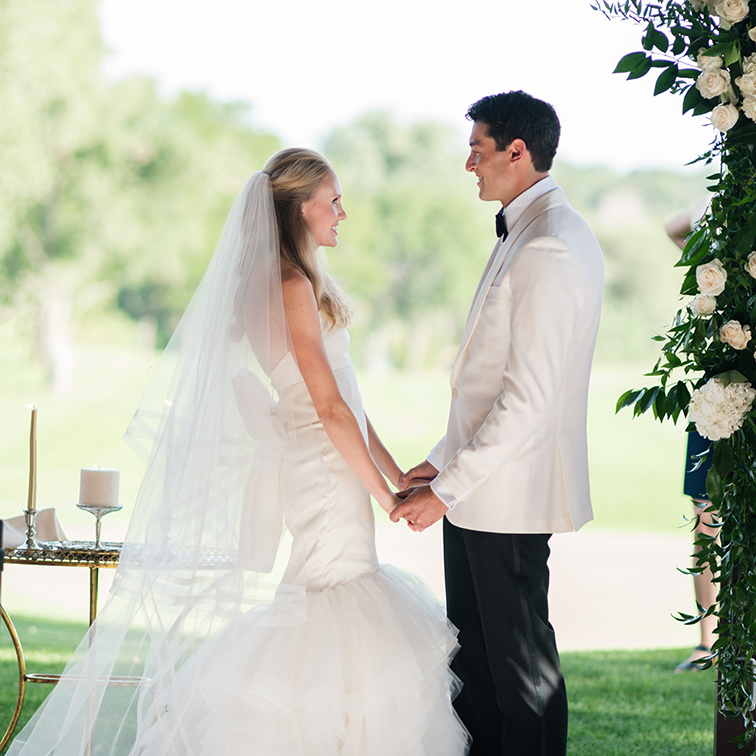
[435, 235, 588, 503]
[426, 435, 446, 471]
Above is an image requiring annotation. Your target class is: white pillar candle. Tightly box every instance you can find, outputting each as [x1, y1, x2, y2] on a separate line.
[79, 468, 120, 508]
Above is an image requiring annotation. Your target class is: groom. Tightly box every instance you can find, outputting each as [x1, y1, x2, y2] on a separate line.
[391, 91, 604, 755]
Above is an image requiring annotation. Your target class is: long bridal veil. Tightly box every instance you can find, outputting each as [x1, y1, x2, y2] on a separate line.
[7, 172, 321, 756]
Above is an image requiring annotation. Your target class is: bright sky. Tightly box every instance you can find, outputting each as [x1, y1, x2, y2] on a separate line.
[99, 0, 714, 171]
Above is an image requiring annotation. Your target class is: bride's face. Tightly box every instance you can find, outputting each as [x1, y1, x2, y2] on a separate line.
[301, 172, 347, 247]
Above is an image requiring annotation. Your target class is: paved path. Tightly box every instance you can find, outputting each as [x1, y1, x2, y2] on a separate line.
[375, 521, 700, 652]
[2, 521, 701, 653]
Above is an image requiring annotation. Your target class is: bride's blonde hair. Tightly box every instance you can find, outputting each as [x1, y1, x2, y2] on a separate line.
[264, 148, 352, 329]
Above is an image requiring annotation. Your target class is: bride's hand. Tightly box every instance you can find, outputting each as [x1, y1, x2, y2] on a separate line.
[377, 491, 401, 514]
[398, 461, 438, 490]
[397, 477, 430, 495]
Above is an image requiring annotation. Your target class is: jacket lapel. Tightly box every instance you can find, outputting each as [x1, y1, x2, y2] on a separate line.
[451, 187, 568, 382]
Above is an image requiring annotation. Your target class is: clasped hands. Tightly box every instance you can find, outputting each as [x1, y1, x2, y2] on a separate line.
[389, 460, 449, 532]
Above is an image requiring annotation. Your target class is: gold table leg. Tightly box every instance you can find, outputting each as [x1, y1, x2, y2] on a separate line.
[0, 605, 27, 752]
[88, 566, 98, 627]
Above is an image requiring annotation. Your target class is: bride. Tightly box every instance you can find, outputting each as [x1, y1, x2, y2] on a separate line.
[7, 149, 469, 756]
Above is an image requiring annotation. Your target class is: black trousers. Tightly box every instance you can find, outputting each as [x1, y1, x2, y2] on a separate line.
[443, 518, 568, 756]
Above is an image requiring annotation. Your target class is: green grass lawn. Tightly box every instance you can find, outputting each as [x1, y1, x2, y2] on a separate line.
[0, 614, 716, 755]
[564, 649, 716, 755]
[0, 614, 89, 754]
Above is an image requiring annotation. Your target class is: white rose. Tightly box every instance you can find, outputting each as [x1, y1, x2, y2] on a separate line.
[736, 72, 756, 96]
[720, 320, 752, 349]
[743, 53, 756, 75]
[690, 294, 718, 315]
[696, 68, 732, 98]
[745, 251, 756, 278]
[696, 258, 728, 295]
[711, 103, 740, 131]
[743, 96, 756, 121]
[697, 50, 724, 70]
[715, 0, 750, 24]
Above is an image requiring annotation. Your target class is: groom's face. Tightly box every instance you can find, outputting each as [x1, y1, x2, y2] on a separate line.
[465, 121, 515, 206]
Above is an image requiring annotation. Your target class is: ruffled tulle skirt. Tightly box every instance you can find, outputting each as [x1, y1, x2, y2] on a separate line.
[138, 565, 470, 756]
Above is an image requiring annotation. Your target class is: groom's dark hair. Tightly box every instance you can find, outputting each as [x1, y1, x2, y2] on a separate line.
[466, 91, 560, 172]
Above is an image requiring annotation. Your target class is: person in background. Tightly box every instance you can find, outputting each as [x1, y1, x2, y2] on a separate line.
[665, 206, 718, 673]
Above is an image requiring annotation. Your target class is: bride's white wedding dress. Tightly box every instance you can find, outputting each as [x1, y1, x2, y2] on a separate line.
[139, 325, 469, 756]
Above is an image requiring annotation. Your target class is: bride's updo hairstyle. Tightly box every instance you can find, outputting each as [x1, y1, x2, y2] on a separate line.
[264, 148, 352, 329]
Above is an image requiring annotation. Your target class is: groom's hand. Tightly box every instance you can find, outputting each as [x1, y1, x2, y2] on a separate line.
[398, 461, 438, 490]
[389, 484, 448, 532]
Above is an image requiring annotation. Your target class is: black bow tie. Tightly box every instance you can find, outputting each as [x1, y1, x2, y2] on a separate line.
[495, 208, 507, 240]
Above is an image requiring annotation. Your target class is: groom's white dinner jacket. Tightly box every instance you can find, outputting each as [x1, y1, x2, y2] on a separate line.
[429, 179, 604, 534]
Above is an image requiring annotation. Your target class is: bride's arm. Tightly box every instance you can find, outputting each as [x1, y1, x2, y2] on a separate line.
[365, 414, 403, 489]
[282, 268, 396, 513]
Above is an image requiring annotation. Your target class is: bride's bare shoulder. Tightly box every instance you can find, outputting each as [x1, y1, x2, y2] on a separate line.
[280, 263, 316, 308]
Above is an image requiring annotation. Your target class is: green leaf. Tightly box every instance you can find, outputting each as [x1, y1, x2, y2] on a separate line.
[706, 41, 735, 56]
[678, 226, 708, 265]
[705, 463, 724, 507]
[649, 26, 669, 53]
[614, 51, 649, 74]
[639, 386, 659, 414]
[714, 440, 734, 479]
[653, 388, 667, 419]
[665, 351, 682, 368]
[692, 97, 716, 116]
[675, 381, 691, 411]
[732, 222, 756, 255]
[654, 64, 678, 96]
[718, 370, 749, 386]
[616, 388, 641, 413]
[627, 55, 653, 80]
[678, 68, 703, 80]
[726, 123, 756, 146]
[683, 84, 704, 114]
[680, 269, 698, 295]
[616, 389, 633, 412]
[724, 43, 741, 67]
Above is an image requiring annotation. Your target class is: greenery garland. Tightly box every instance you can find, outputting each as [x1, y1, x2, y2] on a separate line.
[593, 0, 756, 739]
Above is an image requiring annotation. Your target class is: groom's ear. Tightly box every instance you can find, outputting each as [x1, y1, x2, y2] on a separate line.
[508, 139, 528, 164]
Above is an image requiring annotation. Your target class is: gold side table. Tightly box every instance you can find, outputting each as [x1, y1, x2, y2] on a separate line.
[0, 540, 124, 752]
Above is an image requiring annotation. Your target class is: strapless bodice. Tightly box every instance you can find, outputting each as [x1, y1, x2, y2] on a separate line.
[267, 326, 377, 591]
[270, 326, 353, 393]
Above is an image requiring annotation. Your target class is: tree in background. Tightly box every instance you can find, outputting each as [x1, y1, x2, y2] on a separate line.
[0, 0, 105, 394]
[0, 0, 279, 393]
[106, 83, 279, 347]
[324, 110, 706, 370]
[323, 111, 493, 371]
[0, 0, 709, 391]
[552, 163, 706, 360]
